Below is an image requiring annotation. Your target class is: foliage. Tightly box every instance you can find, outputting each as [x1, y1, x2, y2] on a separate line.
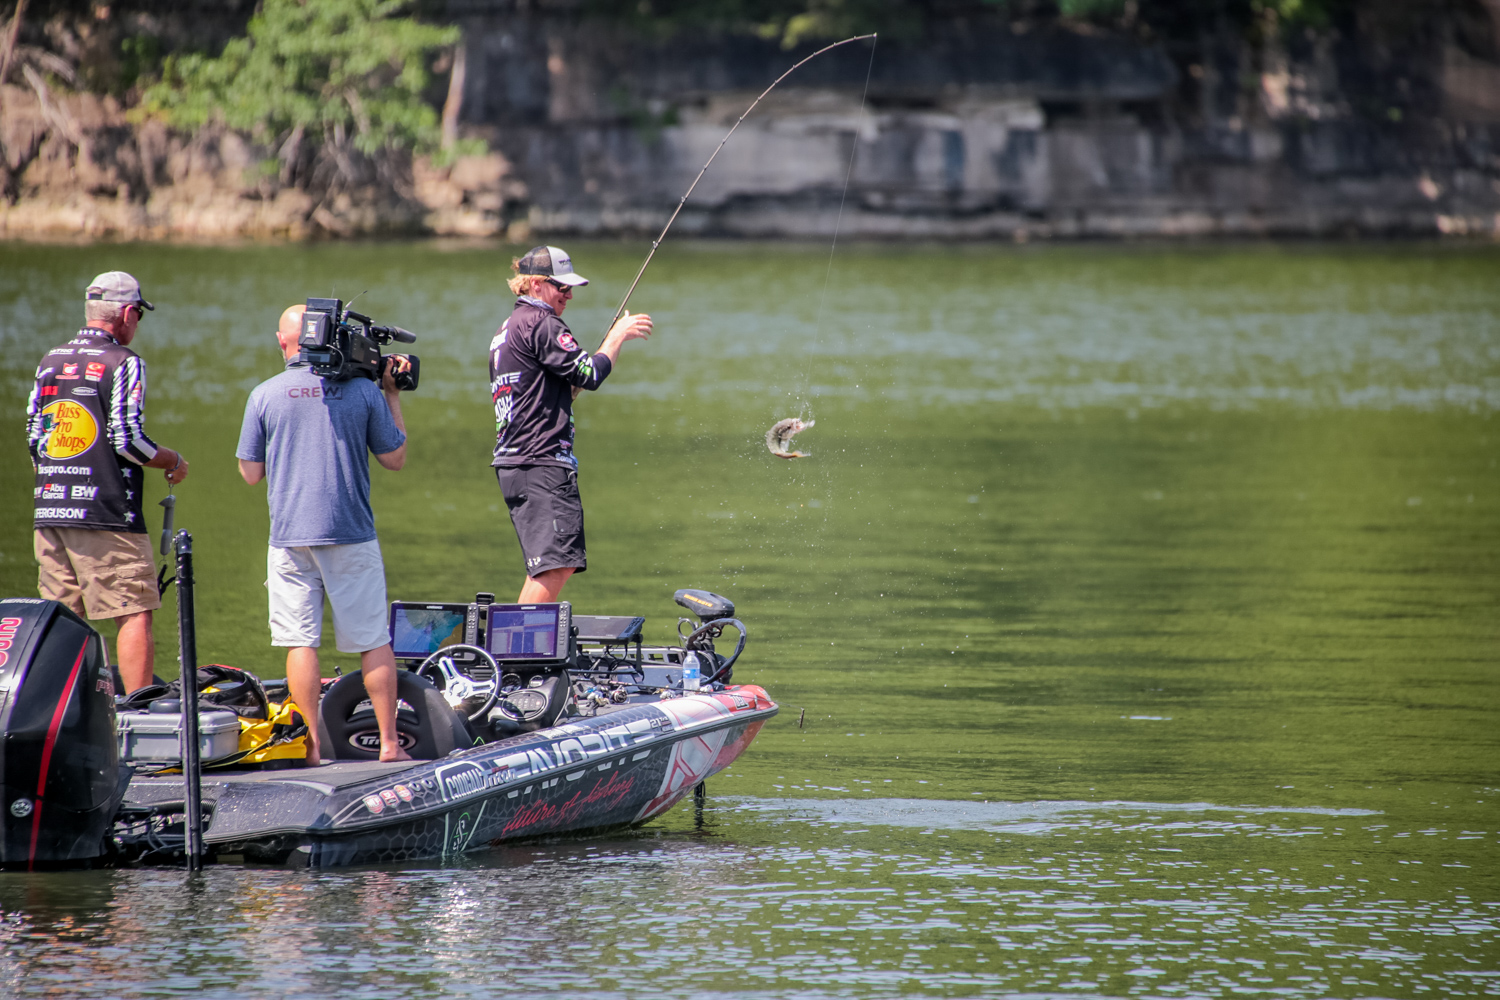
[755, 0, 924, 47]
[118, 35, 163, 93]
[137, 0, 456, 154]
[428, 137, 490, 169]
[1053, 0, 1128, 18]
[1249, 0, 1338, 29]
[582, 0, 1383, 43]
[583, 0, 925, 46]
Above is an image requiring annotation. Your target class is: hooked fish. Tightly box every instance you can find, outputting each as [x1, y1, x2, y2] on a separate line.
[766, 417, 814, 459]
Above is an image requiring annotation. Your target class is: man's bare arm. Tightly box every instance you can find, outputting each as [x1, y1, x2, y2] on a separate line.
[572, 313, 653, 400]
[239, 459, 265, 485]
[596, 312, 653, 367]
[144, 447, 189, 485]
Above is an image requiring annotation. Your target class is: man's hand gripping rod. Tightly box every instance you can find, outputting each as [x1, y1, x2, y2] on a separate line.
[596, 32, 877, 348]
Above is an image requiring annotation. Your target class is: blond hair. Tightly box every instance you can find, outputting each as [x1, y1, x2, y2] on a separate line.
[508, 259, 547, 297]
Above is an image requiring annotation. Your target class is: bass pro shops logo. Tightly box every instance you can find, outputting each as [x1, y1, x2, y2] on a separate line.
[38, 400, 98, 460]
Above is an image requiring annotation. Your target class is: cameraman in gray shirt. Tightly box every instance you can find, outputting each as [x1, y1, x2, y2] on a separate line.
[236, 304, 413, 765]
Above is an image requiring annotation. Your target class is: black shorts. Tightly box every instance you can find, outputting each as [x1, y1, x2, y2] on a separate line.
[496, 464, 587, 577]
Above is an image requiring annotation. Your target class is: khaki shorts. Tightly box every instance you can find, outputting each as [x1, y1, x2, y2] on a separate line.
[34, 526, 161, 621]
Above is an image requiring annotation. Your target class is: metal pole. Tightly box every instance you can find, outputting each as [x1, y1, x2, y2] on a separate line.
[174, 529, 203, 871]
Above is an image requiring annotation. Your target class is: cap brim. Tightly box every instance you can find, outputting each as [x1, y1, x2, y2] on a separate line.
[139, 299, 154, 311]
[553, 273, 588, 286]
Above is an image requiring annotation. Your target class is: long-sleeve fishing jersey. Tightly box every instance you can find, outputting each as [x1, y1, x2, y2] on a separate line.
[489, 297, 612, 469]
[26, 328, 159, 533]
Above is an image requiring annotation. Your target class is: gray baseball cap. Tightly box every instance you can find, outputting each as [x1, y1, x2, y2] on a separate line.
[85, 271, 154, 311]
[516, 246, 588, 286]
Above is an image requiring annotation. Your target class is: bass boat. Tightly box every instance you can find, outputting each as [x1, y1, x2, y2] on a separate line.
[0, 575, 775, 869]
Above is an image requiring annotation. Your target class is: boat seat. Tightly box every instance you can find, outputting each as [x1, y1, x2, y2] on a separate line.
[317, 669, 471, 761]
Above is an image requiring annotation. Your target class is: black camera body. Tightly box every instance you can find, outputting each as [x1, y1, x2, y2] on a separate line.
[299, 297, 420, 391]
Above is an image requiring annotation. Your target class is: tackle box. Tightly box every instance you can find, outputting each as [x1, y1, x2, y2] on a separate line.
[118, 707, 243, 765]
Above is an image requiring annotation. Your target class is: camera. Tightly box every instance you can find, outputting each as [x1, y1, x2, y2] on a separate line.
[298, 297, 421, 391]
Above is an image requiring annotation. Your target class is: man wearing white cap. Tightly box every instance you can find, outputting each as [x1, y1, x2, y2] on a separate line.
[25, 271, 190, 692]
[489, 246, 652, 601]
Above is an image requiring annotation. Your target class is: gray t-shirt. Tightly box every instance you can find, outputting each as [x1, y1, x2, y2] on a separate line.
[236, 362, 406, 547]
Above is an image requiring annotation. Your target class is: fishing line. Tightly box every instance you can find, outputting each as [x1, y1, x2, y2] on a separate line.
[813, 34, 877, 339]
[798, 33, 878, 427]
[597, 32, 878, 344]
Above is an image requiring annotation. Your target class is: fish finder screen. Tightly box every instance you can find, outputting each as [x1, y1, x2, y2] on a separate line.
[389, 603, 467, 661]
[487, 606, 560, 660]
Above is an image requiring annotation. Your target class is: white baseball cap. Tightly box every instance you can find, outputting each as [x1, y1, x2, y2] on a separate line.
[85, 271, 154, 310]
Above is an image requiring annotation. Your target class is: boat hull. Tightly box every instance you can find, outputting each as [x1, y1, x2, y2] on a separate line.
[121, 686, 776, 867]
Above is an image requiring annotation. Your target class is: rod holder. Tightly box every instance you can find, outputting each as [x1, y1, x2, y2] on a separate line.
[173, 529, 203, 871]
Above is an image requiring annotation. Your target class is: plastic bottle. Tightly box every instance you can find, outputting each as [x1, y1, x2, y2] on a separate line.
[681, 652, 701, 692]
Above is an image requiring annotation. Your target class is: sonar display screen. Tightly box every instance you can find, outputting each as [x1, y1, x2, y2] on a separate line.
[487, 606, 561, 661]
[389, 603, 467, 661]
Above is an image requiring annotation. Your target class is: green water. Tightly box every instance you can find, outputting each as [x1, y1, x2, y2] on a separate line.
[0, 240, 1496, 998]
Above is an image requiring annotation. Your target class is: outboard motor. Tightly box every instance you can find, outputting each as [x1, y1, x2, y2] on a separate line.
[0, 598, 123, 867]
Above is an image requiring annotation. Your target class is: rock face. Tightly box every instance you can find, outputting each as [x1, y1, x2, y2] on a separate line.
[455, 17, 1500, 240]
[0, 85, 529, 240]
[2, 5, 1498, 240]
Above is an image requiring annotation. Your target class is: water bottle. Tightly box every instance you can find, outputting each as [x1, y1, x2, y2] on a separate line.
[681, 652, 701, 693]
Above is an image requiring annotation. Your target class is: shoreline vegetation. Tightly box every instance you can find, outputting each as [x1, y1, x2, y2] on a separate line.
[1, 0, 1498, 242]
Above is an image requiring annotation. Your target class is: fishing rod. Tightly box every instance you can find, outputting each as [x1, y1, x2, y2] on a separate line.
[598, 32, 877, 344]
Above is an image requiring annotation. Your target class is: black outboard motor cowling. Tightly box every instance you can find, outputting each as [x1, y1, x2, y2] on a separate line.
[0, 598, 122, 867]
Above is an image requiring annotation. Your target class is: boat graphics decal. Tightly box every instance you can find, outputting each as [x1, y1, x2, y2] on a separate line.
[635, 726, 730, 822]
[177, 688, 775, 866]
[443, 800, 487, 856]
[498, 765, 641, 838]
[325, 709, 681, 828]
[435, 759, 505, 803]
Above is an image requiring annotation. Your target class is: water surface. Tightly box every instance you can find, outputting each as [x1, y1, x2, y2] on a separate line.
[0, 240, 1495, 998]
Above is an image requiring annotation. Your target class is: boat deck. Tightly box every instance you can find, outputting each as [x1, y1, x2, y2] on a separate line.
[131, 759, 424, 794]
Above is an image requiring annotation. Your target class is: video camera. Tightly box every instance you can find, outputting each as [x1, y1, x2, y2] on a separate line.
[298, 297, 421, 391]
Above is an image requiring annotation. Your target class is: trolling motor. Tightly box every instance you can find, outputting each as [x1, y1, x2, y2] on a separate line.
[674, 589, 746, 687]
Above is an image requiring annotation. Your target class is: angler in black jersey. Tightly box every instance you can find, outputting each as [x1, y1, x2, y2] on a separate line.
[25, 271, 190, 693]
[489, 246, 652, 602]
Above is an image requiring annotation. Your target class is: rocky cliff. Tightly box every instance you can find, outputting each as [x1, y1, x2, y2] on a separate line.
[2, 0, 1497, 240]
[0, 84, 528, 239]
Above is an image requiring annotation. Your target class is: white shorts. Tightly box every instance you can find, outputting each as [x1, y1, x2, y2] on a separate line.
[266, 540, 390, 653]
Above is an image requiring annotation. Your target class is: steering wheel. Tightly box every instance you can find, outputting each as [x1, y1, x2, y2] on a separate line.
[416, 644, 499, 722]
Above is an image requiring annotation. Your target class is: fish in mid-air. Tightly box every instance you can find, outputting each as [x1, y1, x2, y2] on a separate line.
[766, 417, 814, 459]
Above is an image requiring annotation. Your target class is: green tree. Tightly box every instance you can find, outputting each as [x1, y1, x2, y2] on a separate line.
[138, 0, 455, 154]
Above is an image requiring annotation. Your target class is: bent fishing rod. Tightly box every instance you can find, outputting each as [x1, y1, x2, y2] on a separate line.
[598, 32, 877, 345]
